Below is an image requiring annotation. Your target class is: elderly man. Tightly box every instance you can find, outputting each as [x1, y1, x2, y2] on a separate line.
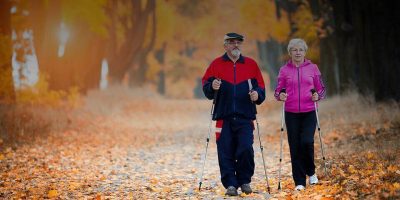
[201, 32, 266, 196]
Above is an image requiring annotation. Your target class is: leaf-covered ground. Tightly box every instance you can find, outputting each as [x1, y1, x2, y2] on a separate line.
[1, 88, 399, 199]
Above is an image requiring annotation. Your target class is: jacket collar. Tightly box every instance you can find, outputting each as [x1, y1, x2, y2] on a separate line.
[222, 53, 245, 63]
[287, 59, 312, 68]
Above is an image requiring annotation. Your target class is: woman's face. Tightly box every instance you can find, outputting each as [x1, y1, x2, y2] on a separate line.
[289, 44, 306, 63]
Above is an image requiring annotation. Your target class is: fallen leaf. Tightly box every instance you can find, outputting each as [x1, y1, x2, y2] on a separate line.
[162, 186, 171, 193]
[366, 152, 375, 159]
[387, 165, 398, 173]
[48, 190, 58, 198]
[320, 197, 335, 200]
[285, 194, 293, 200]
[393, 182, 400, 190]
[348, 165, 357, 174]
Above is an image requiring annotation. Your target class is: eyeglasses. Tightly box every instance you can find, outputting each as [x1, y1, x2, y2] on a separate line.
[226, 41, 243, 46]
[290, 48, 305, 52]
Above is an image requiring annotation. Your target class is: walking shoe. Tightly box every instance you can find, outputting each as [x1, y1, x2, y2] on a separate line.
[309, 174, 319, 185]
[294, 185, 305, 191]
[240, 183, 252, 194]
[225, 186, 238, 196]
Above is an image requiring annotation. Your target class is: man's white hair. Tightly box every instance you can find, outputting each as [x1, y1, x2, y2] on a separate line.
[287, 38, 308, 53]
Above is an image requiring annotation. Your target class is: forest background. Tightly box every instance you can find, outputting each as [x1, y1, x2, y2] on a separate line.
[0, 0, 399, 199]
[1, 0, 399, 101]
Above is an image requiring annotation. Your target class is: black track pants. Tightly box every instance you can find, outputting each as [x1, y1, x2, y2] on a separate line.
[285, 111, 317, 186]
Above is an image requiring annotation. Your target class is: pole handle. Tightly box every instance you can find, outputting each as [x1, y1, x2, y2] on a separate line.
[311, 88, 316, 94]
[212, 90, 218, 105]
[212, 78, 221, 105]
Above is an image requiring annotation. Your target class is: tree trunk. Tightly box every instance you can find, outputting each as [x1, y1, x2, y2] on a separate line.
[257, 39, 285, 89]
[107, 0, 156, 85]
[276, 0, 301, 35]
[28, 0, 62, 90]
[129, 0, 157, 86]
[0, 0, 15, 103]
[308, 0, 341, 95]
[155, 42, 167, 95]
[330, 0, 400, 101]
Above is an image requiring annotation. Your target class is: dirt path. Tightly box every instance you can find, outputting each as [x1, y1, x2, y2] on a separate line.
[1, 90, 399, 199]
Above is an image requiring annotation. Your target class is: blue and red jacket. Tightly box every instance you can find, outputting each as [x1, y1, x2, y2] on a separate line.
[202, 53, 266, 120]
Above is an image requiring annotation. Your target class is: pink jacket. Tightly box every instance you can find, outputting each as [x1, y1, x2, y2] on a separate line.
[274, 59, 326, 113]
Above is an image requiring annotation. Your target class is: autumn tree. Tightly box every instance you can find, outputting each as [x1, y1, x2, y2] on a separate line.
[240, 0, 290, 89]
[147, 0, 217, 96]
[0, 0, 15, 103]
[59, 0, 108, 93]
[276, 0, 340, 95]
[105, 0, 156, 86]
[27, 0, 62, 91]
[26, 0, 108, 93]
[304, 0, 400, 101]
[331, 0, 400, 101]
[306, 0, 340, 94]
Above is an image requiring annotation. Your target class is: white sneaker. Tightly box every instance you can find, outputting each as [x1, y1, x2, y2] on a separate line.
[309, 174, 319, 185]
[294, 185, 305, 191]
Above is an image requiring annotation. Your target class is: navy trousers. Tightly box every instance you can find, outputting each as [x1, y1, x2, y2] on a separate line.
[285, 111, 317, 186]
[216, 116, 254, 189]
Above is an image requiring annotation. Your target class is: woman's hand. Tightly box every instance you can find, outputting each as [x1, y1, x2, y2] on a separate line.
[312, 92, 319, 101]
[279, 92, 288, 101]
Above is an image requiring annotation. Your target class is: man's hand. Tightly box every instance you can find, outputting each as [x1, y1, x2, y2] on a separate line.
[249, 90, 258, 102]
[212, 79, 221, 90]
[279, 92, 288, 101]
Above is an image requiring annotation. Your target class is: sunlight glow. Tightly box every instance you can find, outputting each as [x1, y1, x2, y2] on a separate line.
[100, 59, 109, 90]
[58, 22, 69, 57]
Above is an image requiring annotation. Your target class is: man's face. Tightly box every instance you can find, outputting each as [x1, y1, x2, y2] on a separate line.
[224, 39, 242, 58]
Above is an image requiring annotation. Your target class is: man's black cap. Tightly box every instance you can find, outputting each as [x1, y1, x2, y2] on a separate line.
[224, 32, 244, 41]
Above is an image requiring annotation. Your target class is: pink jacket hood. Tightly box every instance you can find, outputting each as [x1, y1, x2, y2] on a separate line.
[274, 59, 326, 113]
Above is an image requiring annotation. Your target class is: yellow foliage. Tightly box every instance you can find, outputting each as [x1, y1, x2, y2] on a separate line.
[291, 5, 320, 63]
[146, 52, 162, 82]
[62, 0, 109, 37]
[16, 73, 81, 108]
[155, 0, 176, 48]
[240, 0, 290, 42]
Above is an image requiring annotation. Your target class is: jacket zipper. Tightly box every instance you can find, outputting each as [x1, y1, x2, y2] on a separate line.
[297, 67, 301, 112]
[233, 62, 236, 113]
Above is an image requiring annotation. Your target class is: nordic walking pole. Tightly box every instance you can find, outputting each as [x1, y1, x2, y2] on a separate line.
[311, 89, 328, 177]
[248, 79, 271, 194]
[198, 81, 219, 191]
[277, 88, 286, 191]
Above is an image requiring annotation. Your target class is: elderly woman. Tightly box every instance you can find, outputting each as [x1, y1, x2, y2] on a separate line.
[274, 38, 326, 191]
